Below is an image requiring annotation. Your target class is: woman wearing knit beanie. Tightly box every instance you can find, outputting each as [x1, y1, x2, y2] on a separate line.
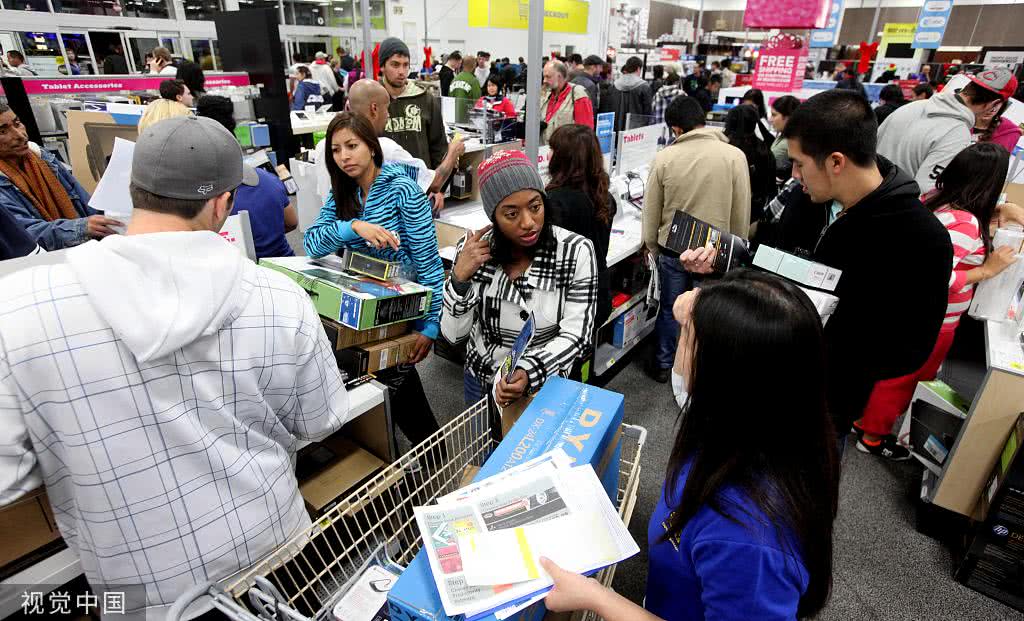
[441, 149, 599, 409]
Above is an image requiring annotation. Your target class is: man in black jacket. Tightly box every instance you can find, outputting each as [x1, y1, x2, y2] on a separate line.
[603, 56, 652, 132]
[439, 51, 461, 97]
[783, 89, 951, 458]
[682, 89, 951, 459]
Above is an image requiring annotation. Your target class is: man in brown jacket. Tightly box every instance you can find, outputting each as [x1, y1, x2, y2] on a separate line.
[643, 96, 751, 383]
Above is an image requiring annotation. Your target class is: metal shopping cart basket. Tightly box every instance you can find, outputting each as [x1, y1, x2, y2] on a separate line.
[168, 399, 647, 621]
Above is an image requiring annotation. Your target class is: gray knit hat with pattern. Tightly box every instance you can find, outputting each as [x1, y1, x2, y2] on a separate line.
[477, 150, 546, 220]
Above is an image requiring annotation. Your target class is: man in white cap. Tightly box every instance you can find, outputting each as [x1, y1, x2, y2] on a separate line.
[310, 50, 339, 97]
[0, 115, 351, 617]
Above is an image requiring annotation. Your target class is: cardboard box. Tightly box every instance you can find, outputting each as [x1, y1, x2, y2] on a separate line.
[611, 303, 644, 348]
[0, 488, 62, 569]
[337, 333, 422, 377]
[260, 256, 432, 329]
[297, 435, 387, 518]
[322, 319, 409, 351]
[388, 378, 624, 621]
[753, 245, 842, 292]
[955, 414, 1024, 612]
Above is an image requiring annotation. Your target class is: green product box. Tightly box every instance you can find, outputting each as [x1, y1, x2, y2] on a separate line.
[259, 256, 431, 330]
[234, 124, 252, 147]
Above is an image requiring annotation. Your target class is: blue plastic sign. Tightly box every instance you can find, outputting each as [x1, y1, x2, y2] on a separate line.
[596, 112, 615, 154]
[912, 0, 954, 49]
[809, 0, 844, 49]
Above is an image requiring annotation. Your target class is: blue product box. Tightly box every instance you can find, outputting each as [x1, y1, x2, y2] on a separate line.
[388, 378, 624, 621]
[250, 123, 271, 147]
[611, 304, 643, 348]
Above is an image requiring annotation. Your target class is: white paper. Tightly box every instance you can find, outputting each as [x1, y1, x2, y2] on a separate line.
[494, 593, 547, 620]
[331, 564, 397, 621]
[415, 463, 638, 618]
[88, 137, 135, 232]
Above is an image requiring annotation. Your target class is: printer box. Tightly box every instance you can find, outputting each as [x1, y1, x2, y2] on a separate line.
[388, 378, 624, 621]
[337, 334, 421, 376]
[0, 488, 62, 571]
[322, 318, 410, 351]
[260, 256, 431, 329]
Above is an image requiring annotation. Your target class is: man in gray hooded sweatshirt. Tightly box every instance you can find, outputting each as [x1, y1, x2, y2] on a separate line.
[0, 116, 351, 618]
[603, 55, 653, 132]
[877, 68, 1018, 194]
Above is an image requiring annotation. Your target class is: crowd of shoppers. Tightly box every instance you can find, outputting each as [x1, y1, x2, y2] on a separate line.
[1, 34, 1023, 620]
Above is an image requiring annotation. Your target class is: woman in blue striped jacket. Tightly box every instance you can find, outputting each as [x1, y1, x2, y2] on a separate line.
[304, 112, 445, 446]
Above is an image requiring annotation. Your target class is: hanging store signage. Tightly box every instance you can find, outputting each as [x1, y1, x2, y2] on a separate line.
[468, 0, 589, 34]
[744, 0, 830, 29]
[881, 23, 917, 47]
[810, 0, 845, 49]
[20, 73, 250, 95]
[753, 34, 807, 93]
[912, 0, 954, 50]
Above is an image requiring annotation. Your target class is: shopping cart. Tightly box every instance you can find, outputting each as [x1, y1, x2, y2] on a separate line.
[168, 399, 647, 621]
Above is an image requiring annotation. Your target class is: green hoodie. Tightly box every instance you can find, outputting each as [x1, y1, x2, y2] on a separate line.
[383, 81, 449, 169]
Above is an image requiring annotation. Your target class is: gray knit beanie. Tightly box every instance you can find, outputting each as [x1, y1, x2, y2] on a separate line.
[477, 150, 546, 220]
[379, 38, 411, 65]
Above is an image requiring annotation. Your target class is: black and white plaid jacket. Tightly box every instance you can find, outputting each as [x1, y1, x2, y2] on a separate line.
[441, 226, 598, 392]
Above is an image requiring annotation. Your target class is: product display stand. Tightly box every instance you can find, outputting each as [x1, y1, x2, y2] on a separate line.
[923, 320, 1024, 518]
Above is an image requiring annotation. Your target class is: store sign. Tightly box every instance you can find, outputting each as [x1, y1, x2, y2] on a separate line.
[616, 123, 661, 175]
[20, 74, 251, 95]
[753, 34, 806, 93]
[596, 112, 615, 155]
[468, 0, 589, 34]
[912, 0, 954, 49]
[881, 23, 917, 47]
[743, 0, 829, 29]
[983, 51, 1024, 68]
[809, 0, 844, 49]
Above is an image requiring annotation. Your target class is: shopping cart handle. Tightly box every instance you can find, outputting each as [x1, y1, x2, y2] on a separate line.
[167, 581, 217, 621]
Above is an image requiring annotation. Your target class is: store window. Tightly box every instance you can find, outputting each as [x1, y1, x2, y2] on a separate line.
[126, 36, 159, 73]
[327, 0, 385, 29]
[60, 33, 97, 75]
[182, 0, 222, 21]
[7, 0, 51, 11]
[120, 0, 171, 19]
[285, 0, 327, 27]
[292, 41, 329, 64]
[237, 0, 281, 16]
[191, 39, 215, 70]
[17, 31, 65, 77]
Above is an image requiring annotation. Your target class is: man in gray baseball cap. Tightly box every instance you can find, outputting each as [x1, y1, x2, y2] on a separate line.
[0, 114, 351, 617]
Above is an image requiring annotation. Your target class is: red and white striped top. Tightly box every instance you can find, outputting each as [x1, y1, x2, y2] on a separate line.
[934, 206, 985, 327]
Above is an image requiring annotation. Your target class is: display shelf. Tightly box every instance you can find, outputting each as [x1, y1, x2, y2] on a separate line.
[601, 290, 648, 330]
[594, 313, 657, 377]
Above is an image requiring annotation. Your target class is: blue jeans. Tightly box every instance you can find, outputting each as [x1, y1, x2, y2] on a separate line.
[464, 369, 486, 406]
[655, 252, 697, 369]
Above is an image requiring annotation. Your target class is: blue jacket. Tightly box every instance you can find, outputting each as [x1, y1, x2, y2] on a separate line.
[303, 163, 444, 340]
[0, 147, 96, 250]
[645, 461, 810, 621]
[292, 80, 326, 111]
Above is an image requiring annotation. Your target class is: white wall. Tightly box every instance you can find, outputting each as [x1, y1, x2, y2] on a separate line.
[387, 0, 611, 62]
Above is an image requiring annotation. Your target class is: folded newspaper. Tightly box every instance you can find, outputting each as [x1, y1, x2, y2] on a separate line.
[413, 450, 639, 618]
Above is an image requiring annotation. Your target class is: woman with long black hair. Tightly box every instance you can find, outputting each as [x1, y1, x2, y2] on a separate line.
[725, 105, 776, 223]
[853, 143, 1020, 459]
[546, 124, 616, 325]
[540, 269, 839, 621]
[304, 112, 444, 447]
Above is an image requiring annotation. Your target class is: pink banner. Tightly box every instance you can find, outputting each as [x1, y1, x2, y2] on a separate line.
[20, 73, 250, 95]
[753, 34, 807, 92]
[744, 0, 830, 28]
